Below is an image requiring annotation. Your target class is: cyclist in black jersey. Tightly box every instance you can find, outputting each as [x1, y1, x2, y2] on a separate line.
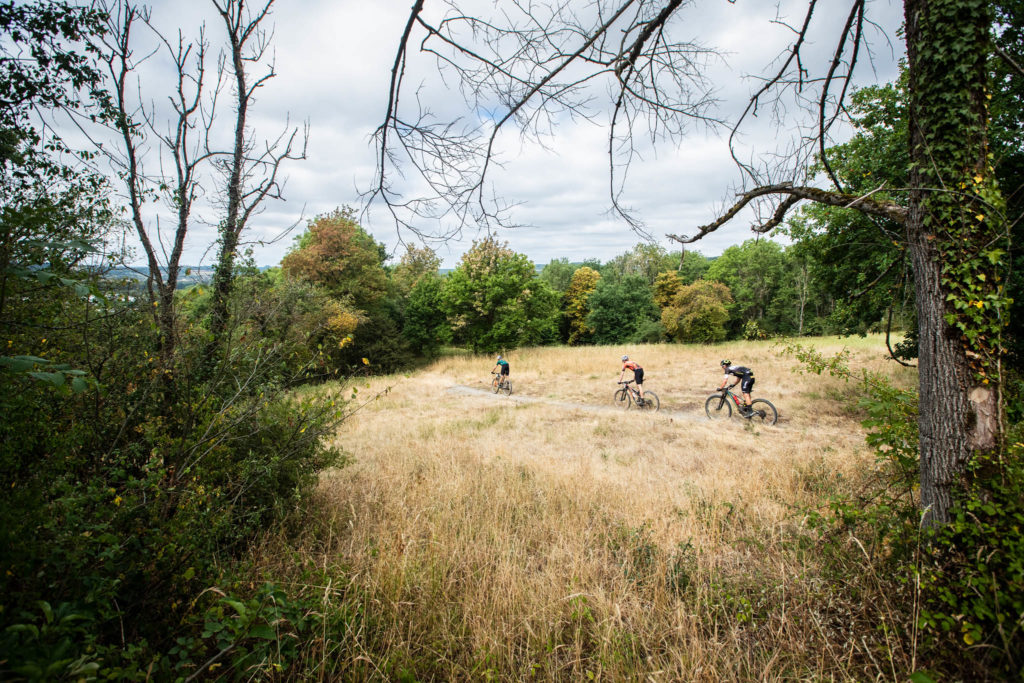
[718, 359, 755, 414]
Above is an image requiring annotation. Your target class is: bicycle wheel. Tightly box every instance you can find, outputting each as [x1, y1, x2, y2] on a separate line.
[500, 379, 512, 396]
[614, 388, 630, 409]
[491, 376, 500, 393]
[748, 398, 777, 426]
[636, 390, 659, 412]
[705, 394, 731, 420]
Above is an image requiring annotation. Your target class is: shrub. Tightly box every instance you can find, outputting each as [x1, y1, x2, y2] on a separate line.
[0, 283, 346, 677]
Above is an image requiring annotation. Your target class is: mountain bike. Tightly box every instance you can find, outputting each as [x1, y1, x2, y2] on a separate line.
[491, 371, 512, 396]
[704, 385, 777, 425]
[614, 380, 659, 411]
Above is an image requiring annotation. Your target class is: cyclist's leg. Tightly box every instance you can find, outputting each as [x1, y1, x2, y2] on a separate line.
[741, 376, 755, 408]
[634, 368, 644, 400]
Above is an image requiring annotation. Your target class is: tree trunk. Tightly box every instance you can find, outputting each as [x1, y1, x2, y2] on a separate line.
[904, 0, 1002, 525]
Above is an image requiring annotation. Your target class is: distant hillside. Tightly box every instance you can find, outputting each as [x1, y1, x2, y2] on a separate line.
[107, 266, 269, 289]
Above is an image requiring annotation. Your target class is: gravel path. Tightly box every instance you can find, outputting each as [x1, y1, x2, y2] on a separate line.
[445, 384, 710, 423]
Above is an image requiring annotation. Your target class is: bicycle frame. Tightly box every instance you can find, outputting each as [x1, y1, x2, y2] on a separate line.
[620, 380, 641, 400]
[709, 385, 742, 412]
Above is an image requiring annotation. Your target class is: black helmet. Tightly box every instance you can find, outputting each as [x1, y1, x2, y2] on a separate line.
[720, 359, 731, 366]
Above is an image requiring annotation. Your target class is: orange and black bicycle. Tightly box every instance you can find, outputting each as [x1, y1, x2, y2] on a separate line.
[614, 380, 659, 411]
[490, 371, 512, 396]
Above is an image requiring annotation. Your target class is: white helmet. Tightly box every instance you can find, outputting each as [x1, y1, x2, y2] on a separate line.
[496, 354, 503, 360]
[621, 355, 629, 361]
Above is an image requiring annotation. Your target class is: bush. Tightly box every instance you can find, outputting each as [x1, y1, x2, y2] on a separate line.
[0, 282, 346, 677]
[919, 449, 1024, 678]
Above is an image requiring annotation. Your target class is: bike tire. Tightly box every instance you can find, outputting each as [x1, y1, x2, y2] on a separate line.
[501, 379, 512, 396]
[613, 388, 630, 409]
[705, 394, 731, 420]
[491, 376, 500, 393]
[748, 398, 777, 426]
[636, 390, 659, 412]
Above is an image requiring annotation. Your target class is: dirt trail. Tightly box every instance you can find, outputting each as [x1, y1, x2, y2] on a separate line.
[445, 383, 715, 424]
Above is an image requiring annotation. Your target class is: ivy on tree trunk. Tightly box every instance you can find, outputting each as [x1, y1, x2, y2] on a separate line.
[904, 0, 1008, 525]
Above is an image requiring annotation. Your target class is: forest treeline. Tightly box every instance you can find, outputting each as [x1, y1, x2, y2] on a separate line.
[244, 205, 913, 378]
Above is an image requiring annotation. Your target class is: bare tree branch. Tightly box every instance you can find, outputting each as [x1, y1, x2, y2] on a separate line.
[667, 182, 906, 244]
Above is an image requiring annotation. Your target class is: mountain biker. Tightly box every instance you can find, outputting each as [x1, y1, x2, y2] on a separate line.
[718, 359, 754, 414]
[619, 355, 646, 403]
[493, 354, 509, 386]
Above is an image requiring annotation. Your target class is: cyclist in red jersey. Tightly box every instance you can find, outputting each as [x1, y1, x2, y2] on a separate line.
[619, 355, 646, 403]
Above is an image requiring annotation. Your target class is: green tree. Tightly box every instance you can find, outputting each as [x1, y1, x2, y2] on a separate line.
[705, 239, 792, 335]
[602, 243, 673, 285]
[652, 270, 682, 309]
[564, 266, 601, 345]
[777, 79, 914, 343]
[661, 279, 733, 343]
[403, 273, 448, 356]
[392, 243, 441, 296]
[539, 257, 578, 293]
[0, 1, 110, 338]
[442, 236, 558, 351]
[677, 250, 711, 284]
[281, 208, 389, 310]
[586, 274, 659, 344]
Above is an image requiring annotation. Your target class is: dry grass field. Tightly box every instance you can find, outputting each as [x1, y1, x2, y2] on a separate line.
[259, 336, 920, 681]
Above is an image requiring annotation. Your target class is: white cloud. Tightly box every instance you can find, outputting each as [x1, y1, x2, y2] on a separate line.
[107, 0, 905, 270]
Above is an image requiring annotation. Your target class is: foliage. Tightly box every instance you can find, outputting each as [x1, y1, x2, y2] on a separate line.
[402, 273, 448, 356]
[911, 0, 1008, 381]
[586, 274, 659, 344]
[705, 239, 792, 336]
[919, 449, 1024, 678]
[564, 266, 600, 345]
[391, 243, 441, 296]
[281, 207, 389, 311]
[601, 243, 673, 285]
[783, 340, 1024, 678]
[677, 250, 711, 284]
[0, 279, 345, 676]
[777, 79, 914, 342]
[652, 270, 681, 309]
[660, 279, 732, 343]
[441, 236, 558, 351]
[539, 257, 578, 293]
[280, 209, 411, 372]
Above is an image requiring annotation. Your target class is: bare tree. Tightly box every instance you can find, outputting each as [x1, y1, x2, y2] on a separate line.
[81, 0, 305, 360]
[207, 0, 307, 343]
[377, 0, 1010, 524]
[370, 0, 720, 239]
[90, 1, 215, 361]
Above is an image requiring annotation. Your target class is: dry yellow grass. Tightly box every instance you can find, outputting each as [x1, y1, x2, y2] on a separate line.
[262, 336, 919, 680]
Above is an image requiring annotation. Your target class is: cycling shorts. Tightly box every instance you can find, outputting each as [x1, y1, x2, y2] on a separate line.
[739, 375, 754, 393]
[634, 367, 644, 385]
[500, 365, 509, 376]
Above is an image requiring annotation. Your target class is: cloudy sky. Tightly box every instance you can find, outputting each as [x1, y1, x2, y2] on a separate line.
[114, 0, 905, 269]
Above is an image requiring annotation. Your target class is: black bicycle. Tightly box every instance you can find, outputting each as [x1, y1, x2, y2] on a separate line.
[614, 380, 659, 411]
[491, 371, 512, 396]
[705, 385, 777, 425]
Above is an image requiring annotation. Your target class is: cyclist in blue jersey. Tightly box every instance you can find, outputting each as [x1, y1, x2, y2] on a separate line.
[493, 354, 510, 383]
[718, 359, 755, 414]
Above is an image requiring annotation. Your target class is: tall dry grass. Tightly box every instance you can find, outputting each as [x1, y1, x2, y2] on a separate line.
[258, 336, 920, 680]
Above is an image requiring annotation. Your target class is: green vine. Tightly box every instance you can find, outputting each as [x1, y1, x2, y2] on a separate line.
[913, 0, 1010, 381]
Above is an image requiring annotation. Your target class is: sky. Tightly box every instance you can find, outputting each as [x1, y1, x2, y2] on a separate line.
[104, 0, 906, 269]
